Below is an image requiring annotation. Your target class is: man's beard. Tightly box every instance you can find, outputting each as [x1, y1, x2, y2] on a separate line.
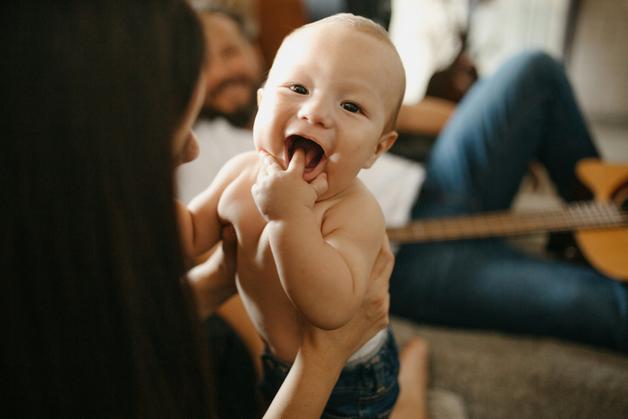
[199, 100, 257, 129]
[200, 78, 259, 128]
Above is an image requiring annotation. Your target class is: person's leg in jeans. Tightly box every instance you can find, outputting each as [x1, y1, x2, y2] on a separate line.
[390, 50, 628, 351]
[417, 50, 598, 217]
[392, 239, 628, 351]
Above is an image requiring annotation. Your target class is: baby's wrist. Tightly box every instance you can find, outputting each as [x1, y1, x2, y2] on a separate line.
[265, 204, 312, 223]
[265, 217, 300, 235]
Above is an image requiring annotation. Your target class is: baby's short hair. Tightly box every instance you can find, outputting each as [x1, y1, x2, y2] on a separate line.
[311, 13, 392, 45]
[285, 13, 406, 132]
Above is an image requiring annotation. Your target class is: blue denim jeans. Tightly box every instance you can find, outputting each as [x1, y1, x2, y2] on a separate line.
[260, 329, 400, 418]
[390, 51, 628, 352]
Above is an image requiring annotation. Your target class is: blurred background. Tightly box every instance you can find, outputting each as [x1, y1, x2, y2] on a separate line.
[202, 0, 627, 160]
[467, 0, 628, 160]
[195, 0, 627, 255]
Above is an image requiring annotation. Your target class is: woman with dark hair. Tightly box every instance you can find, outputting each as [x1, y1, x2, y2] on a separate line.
[2, 1, 396, 417]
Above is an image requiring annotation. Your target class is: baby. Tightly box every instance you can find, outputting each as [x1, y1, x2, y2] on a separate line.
[178, 13, 406, 417]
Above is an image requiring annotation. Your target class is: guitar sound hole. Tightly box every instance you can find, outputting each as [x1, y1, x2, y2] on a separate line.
[546, 231, 589, 266]
[611, 180, 628, 211]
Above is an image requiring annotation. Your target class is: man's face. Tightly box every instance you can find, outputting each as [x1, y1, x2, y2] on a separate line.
[199, 12, 262, 127]
[253, 24, 402, 199]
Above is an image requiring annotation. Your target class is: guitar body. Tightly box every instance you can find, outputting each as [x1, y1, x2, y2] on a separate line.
[575, 159, 628, 281]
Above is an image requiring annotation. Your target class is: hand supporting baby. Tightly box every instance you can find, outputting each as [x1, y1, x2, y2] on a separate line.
[252, 149, 328, 221]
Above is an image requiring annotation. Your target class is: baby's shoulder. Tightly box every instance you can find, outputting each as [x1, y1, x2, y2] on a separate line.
[223, 150, 259, 172]
[323, 179, 385, 232]
[214, 151, 259, 183]
[338, 179, 382, 213]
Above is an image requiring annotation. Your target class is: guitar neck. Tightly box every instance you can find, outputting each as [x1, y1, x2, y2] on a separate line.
[387, 201, 628, 243]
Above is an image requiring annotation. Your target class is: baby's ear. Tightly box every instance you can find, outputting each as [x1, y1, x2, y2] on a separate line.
[363, 130, 398, 168]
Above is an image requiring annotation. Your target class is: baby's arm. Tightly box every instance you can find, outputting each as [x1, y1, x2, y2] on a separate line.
[177, 153, 249, 259]
[252, 150, 384, 330]
[176, 199, 220, 260]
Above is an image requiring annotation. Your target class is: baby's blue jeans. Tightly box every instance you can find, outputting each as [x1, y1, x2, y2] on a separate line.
[260, 329, 400, 418]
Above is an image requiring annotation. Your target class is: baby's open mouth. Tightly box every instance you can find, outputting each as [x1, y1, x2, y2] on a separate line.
[285, 135, 327, 181]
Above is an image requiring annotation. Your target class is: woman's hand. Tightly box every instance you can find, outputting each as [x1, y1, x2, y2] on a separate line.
[187, 224, 238, 320]
[300, 237, 393, 366]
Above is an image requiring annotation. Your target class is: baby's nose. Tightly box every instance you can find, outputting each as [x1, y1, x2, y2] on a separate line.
[297, 97, 332, 128]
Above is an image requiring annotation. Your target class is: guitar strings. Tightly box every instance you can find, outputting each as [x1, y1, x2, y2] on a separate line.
[388, 201, 628, 243]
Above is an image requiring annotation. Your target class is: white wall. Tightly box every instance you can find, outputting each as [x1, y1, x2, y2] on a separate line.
[468, 0, 570, 75]
[568, 0, 628, 122]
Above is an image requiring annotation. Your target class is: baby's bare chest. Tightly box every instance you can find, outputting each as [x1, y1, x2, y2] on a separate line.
[217, 171, 336, 276]
[217, 173, 295, 322]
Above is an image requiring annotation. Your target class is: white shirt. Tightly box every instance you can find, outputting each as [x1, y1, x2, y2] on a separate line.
[177, 118, 255, 203]
[176, 118, 424, 229]
[389, 0, 468, 104]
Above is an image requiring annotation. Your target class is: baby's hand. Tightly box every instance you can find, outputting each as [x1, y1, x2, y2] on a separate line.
[252, 149, 328, 221]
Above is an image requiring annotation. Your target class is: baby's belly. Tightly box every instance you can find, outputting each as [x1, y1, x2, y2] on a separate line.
[236, 244, 303, 363]
[219, 172, 304, 361]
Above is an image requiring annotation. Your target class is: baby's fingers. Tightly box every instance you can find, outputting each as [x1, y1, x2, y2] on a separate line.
[258, 149, 283, 173]
[287, 149, 305, 176]
[309, 172, 328, 199]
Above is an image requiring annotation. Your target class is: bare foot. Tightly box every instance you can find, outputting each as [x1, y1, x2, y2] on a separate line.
[390, 337, 429, 419]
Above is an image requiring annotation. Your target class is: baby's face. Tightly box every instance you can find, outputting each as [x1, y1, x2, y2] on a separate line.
[253, 23, 402, 199]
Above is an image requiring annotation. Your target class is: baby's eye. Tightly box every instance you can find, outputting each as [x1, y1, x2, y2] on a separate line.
[289, 84, 308, 95]
[341, 101, 362, 114]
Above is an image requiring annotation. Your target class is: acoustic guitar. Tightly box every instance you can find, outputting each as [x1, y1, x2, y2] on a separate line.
[386, 159, 628, 281]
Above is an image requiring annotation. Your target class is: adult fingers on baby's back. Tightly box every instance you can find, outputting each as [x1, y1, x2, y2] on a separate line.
[372, 238, 394, 286]
[363, 283, 390, 331]
[364, 239, 393, 327]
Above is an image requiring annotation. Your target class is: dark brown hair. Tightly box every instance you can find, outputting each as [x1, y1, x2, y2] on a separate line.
[2, 1, 216, 417]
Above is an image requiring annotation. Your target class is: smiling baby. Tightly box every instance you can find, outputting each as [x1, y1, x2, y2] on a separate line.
[176, 13, 406, 417]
